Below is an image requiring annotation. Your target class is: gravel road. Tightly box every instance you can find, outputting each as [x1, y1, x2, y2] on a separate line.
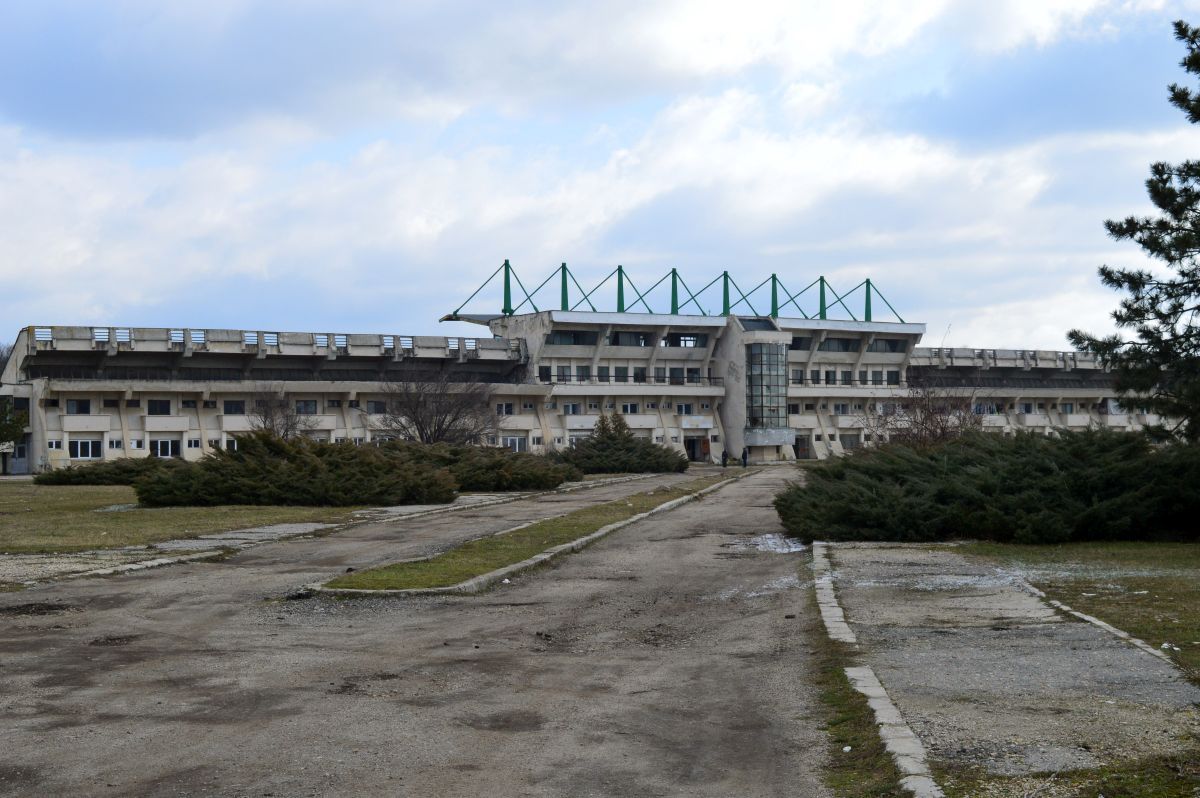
[0, 469, 827, 797]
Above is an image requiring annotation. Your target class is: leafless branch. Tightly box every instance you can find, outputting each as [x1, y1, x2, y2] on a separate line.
[375, 372, 496, 444]
[248, 385, 318, 440]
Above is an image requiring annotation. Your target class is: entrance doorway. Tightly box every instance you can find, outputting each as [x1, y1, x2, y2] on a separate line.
[683, 437, 709, 462]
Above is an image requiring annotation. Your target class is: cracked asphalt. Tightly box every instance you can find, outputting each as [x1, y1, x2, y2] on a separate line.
[0, 469, 827, 797]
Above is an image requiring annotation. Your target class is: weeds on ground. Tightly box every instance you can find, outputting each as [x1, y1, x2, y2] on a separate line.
[962, 541, 1200, 682]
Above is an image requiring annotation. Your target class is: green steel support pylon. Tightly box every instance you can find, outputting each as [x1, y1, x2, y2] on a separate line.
[670, 268, 679, 314]
[722, 271, 731, 315]
[560, 263, 569, 311]
[770, 274, 779, 317]
[818, 276, 827, 320]
[617, 265, 626, 312]
[502, 259, 514, 315]
[864, 278, 872, 322]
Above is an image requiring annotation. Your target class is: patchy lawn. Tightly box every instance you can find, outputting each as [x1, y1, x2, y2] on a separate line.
[326, 474, 731, 591]
[0, 482, 359, 554]
[961, 541, 1200, 683]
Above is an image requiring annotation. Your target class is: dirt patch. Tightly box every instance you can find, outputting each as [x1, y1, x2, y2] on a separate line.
[459, 709, 545, 732]
[0, 602, 79, 617]
[88, 634, 141, 647]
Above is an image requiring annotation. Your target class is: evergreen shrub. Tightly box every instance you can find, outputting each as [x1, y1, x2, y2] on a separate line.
[555, 413, 689, 474]
[774, 430, 1200, 544]
[34, 457, 179, 486]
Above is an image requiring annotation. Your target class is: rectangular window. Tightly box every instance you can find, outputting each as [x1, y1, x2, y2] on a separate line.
[68, 440, 102, 459]
[366, 400, 387, 414]
[223, 400, 245, 415]
[621, 403, 639, 414]
[66, 399, 91, 415]
[130, 439, 145, 450]
[532, 436, 543, 446]
[818, 337, 860, 352]
[867, 338, 906, 353]
[1061, 402, 1075, 414]
[496, 402, 514, 415]
[538, 365, 552, 382]
[841, 370, 852, 386]
[614, 366, 629, 383]
[147, 399, 171, 416]
[44, 398, 59, 408]
[824, 370, 837, 386]
[871, 370, 884, 385]
[108, 439, 123, 449]
[151, 439, 181, 458]
[125, 399, 140, 409]
[501, 435, 528, 453]
[295, 400, 318, 415]
[858, 370, 867, 385]
[203, 400, 217, 409]
[791, 368, 805, 384]
[789, 336, 812, 351]
[597, 366, 610, 382]
[607, 331, 652, 347]
[48, 440, 62, 450]
[208, 439, 222, 449]
[655, 367, 667, 382]
[633, 367, 647, 383]
[587, 402, 599, 410]
[675, 403, 693, 415]
[103, 398, 119, 408]
[557, 365, 571, 382]
[327, 399, 342, 408]
[787, 403, 800, 414]
[187, 439, 202, 449]
[348, 400, 360, 409]
[181, 400, 198, 409]
[646, 402, 657, 410]
[225, 438, 238, 452]
[576, 365, 591, 382]
[833, 403, 850, 415]
[563, 403, 581, 415]
[809, 369, 820, 385]
[886, 370, 901, 386]
[522, 401, 535, 410]
[352, 437, 365, 446]
[545, 330, 599, 346]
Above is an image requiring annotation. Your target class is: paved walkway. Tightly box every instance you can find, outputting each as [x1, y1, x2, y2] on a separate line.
[828, 543, 1200, 779]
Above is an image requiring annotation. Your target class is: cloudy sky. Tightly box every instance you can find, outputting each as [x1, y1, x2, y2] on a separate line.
[3, 0, 1199, 348]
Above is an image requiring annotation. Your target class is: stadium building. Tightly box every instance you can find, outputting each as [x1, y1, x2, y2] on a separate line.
[0, 264, 1150, 474]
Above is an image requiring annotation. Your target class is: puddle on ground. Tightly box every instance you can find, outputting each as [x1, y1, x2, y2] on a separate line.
[724, 533, 807, 554]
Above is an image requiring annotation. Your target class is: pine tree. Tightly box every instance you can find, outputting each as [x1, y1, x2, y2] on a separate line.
[1069, 20, 1200, 441]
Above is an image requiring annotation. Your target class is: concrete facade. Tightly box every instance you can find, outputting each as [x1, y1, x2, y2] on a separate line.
[0, 313, 1152, 473]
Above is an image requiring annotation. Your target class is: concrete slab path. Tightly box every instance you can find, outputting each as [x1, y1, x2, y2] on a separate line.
[828, 543, 1200, 778]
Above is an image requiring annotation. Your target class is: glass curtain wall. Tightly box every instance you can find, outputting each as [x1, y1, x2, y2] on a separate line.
[746, 343, 787, 428]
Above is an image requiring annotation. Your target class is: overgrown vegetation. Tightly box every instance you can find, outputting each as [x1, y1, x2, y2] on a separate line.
[554, 413, 689, 474]
[775, 431, 1200, 544]
[376, 440, 581, 491]
[326, 473, 724, 591]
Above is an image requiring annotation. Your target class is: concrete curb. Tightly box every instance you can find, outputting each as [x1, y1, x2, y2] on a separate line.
[352, 472, 662, 526]
[1017, 578, 1179, 666]
[306, 470, 755, 599]
[811, 542, 944, 798]
[13, 473, 663, 588]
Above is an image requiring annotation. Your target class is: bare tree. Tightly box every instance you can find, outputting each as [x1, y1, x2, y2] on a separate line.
[248, 387, 318, 440]
[375, 373, 496, 444]
[861, 379, 984, 446]
[0, 341, 12, 375]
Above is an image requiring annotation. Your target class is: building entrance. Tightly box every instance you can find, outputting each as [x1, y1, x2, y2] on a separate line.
[683, 436, 709, 462]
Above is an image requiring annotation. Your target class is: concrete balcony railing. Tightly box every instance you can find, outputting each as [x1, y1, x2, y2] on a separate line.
[981, 415, 1009, 428]
[620, 413, 660, 429]
[1016, 413, 1050, 427]
[564, 415, 598, 430]
[144, 415, 192, 433]
[1104, 414, 1131, 427]
[677, 415, 714, 430]
[220, 415, 255, 433]
[1063, 413, 1094, 426]
[60, 415, 114, 433]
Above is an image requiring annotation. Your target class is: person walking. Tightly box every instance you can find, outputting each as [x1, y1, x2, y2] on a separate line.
[740, 447, 748, 468]
[721, 448, 729, 468]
